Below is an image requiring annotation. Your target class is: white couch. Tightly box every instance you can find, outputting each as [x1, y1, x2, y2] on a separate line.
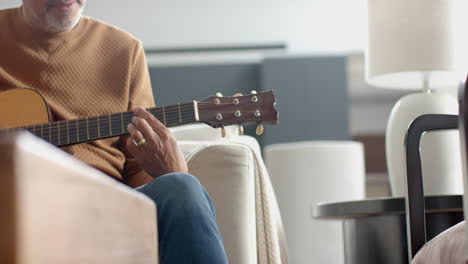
[0, 124, 287, 264]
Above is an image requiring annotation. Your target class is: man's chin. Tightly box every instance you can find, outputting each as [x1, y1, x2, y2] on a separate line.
[44, 15, 81, 33]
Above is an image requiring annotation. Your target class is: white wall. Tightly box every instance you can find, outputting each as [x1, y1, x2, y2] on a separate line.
[1, 0, 367, 53]
[6, 0, 404, 135]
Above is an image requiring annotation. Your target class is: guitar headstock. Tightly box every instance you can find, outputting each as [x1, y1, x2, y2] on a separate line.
[197, 90, 279, 131]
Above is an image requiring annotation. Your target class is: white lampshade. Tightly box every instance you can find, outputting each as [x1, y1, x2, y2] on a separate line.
[366, 0, 468, 90]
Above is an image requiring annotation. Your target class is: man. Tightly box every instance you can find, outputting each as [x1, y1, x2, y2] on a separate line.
[0, 0, 229, 263]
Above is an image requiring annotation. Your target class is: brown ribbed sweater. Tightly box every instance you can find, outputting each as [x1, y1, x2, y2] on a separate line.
[0, 7, 155, 187]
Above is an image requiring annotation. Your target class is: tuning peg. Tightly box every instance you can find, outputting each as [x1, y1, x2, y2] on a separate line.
[233, 93, 243, 97]
[251, 90, 258, 94]
[238, 125, 244, 135]
[215, 92, 223, 97]
[221, 127, 227, 138]
[256, 124, 264, 135]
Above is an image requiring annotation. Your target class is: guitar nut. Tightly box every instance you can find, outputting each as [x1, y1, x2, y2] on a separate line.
[254, 110, 261, 117]
[235, 110, 242, 117]
[216, 113, 223, 120]
[252, 96, 258, 102]
[233, 98, 240, 105]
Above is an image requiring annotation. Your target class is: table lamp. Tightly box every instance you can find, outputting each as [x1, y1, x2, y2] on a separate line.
[365, 0, 468, 197]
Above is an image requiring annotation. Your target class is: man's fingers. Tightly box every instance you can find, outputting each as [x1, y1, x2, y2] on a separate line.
[128, 121, 149, 148]
[132, 107, 171, 140]
[127, 122, 144, 141]
[133, 107, 167, 130]
[131, 115, 162, 146]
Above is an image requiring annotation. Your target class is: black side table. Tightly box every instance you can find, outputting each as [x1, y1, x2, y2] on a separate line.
[313, 195, 463, 264]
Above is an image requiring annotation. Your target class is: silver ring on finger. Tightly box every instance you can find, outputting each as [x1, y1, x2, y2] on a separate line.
[132, 138, 146, 148]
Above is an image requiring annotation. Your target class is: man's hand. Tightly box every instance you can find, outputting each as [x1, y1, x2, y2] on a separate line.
[126, 107, 188, 178]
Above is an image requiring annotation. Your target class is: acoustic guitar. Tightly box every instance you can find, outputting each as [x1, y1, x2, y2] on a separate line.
[0, 88, 278, 147]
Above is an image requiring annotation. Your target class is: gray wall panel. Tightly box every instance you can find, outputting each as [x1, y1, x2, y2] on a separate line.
[149, 63, 259, 105]
[260, 56, 349, 145]
[147, 56, 350, 146]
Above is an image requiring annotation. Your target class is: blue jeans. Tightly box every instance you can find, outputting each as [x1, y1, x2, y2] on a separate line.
[136, 173, 229, 264]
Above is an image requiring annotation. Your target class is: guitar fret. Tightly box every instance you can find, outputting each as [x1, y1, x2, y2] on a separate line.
[163, 105, 167, 125]
[87, 117, 97, 140]
[97, 116, 100, 138]
[165, 105, 178, 125]
[123, 113, 132, 133]
[178, 103, 182, 123]
[56, 121, 64, 146]
[48, 123, 51, 143]
[77, 119, 80, 142]
[50, 123, 58, 145]
[68, 120, 77, 145]
[107, 113, 122, 136]
[32, 125, 36, 137]
[58, 122, 60, 145]
[66, 120, 69, 145]
[98, 116, 110, 139]
[121, 113, 124, 134]
[77, 119, 87, 143]
[181, 103, 194, 124]
[86, 117, 89, 140]
[109, 114, 112, 135]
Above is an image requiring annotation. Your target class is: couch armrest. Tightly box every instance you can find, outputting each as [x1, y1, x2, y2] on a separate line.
[180, 141, 258, 264]
[412, 221, 467, 264]
[174, 123, 288, 264]
[0, 133, 158, 264]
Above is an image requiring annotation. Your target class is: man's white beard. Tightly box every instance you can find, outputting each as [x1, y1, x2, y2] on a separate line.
[43, 8, 83, 32]
[24, 2, 85, 33]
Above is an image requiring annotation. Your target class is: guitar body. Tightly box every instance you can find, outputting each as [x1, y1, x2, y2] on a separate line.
[0, 88, 50, 129]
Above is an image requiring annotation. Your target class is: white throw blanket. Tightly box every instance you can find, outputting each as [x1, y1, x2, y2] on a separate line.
[228, 134, 288, 263]
[251, 146, 289, 264]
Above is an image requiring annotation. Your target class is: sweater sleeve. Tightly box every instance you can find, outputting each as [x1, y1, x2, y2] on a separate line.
[120, 41, 155, 188]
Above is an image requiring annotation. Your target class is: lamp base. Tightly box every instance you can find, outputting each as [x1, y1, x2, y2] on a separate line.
[386, 91, 463, 197]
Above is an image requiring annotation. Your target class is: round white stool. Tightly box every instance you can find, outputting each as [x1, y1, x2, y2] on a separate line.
[264, 141, 365, 264]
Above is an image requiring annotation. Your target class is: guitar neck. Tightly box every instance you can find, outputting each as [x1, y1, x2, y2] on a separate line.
[1, 102, 198, 147]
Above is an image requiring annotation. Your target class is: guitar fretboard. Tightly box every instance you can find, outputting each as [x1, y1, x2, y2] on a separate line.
[0, 102, 197, 147]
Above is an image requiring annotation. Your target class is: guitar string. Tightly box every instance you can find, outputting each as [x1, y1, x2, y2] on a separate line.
[2, 117, 250, 144]
[0, 100, 262, 140]
[20, 112, 197, 140]
[12, 100, 249, 132]
[10, 100, 253, 131]
[2, 104, 193, 134]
